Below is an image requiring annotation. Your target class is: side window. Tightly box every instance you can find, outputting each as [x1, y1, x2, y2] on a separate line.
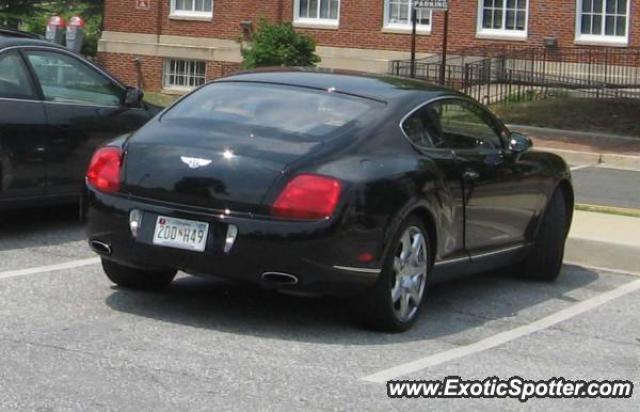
[0, 51, 35, 99]
[25, 51, 123, 106]
[401, 105, 448, 149]
[436, 100, 503, 151]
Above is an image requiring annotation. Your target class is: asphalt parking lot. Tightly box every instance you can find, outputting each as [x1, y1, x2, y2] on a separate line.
[0, 205, 638, 411]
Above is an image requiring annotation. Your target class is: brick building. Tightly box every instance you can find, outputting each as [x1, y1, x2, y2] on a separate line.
[98, 0, 639, 92]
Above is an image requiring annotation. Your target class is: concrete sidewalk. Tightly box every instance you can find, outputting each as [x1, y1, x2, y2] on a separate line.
[509, 125, 640, 170]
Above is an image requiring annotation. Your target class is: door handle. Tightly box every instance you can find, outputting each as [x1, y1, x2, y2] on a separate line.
[463, 169, 480, 182]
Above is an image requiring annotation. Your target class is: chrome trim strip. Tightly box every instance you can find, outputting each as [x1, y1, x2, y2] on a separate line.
[433, 255, 470, 267]
[333, 266, 382, 275]
[43, 100, 122, 109]
[0, 95, 126, 109]
[0, 95, 143, 110]
[470, 244, 527, 260]
[434, 243, 528, 267]
[0, 96, 42, 104]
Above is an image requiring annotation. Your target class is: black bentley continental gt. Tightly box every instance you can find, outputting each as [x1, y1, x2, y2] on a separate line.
[86, 69, 574, 332]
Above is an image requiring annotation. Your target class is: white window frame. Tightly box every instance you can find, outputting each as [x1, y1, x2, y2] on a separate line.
[293, 0, 341, 28]
[476, 0, 529, 40]
[383, 0, 433, 33]
[163, 59, 207, 92]
[169, 0, 214, 21]
[575, 0, 630, 46]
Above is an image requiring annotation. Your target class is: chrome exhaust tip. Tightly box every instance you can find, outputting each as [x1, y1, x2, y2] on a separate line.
[90, 240, 112, 256]
[261, 272, 299, 286]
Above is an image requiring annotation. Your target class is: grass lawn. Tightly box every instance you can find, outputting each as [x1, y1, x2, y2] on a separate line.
[491, 97, 640, 137]
[144, 92, 181, 108]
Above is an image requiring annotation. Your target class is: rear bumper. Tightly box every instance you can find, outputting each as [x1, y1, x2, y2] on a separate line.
[86, 188, 383, 296]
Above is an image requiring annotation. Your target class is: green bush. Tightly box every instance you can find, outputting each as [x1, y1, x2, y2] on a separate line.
[242, 19, 320, 69]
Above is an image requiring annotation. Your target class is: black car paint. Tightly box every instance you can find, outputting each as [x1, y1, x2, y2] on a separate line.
[0, 39, 158, 207]
[86, 70, 574, 296]
[0, 27, 43, 39]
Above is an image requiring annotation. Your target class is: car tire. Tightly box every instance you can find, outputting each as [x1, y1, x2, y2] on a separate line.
[358, 216, 431, 332]
[102, 259, 176, 291]
[519, 189, 568, 281]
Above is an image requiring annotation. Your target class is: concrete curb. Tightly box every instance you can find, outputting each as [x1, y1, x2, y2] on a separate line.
[537, 147, 640, 170]
[575, 203, 640, 218]
[537, 148, 601, 166]
[600, 153, 640, 170]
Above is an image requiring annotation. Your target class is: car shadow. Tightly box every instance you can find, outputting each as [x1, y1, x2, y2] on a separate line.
[0, 205, 85, 251]
[104, 263, 600, 345]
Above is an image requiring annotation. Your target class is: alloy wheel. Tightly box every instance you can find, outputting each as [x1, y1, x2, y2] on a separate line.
[390, 226, 428, 322]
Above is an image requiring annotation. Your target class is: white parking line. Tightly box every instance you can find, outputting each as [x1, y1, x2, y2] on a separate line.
[0, 257, 100, 281]
[564, 261, 640, 277]
[361, 277, 640, 383]
[570, 164, 594, 172]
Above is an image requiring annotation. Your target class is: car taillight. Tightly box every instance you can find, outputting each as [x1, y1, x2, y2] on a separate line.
[272, 174, 342, 220]
[86, 147, 123, 193]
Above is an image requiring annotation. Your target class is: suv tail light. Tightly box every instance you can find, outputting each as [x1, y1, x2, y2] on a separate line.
[86, 147, 123, 193]
[271, 174, 342, 220]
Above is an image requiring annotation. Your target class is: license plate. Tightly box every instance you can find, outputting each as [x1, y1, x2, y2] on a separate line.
[152, 216, 209, 252]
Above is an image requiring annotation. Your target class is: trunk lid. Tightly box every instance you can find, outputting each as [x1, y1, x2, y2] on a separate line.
[122, 120, 324, 213]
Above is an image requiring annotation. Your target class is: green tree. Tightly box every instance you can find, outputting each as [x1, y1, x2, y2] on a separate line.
[0, 0, 44, 28]
[242, 19, 320, 69]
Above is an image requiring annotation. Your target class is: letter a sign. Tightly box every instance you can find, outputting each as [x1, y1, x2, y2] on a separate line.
[136, 0, 150, 10]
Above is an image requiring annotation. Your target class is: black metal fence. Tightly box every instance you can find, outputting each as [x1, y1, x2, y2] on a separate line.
[390, 46, 640, 104]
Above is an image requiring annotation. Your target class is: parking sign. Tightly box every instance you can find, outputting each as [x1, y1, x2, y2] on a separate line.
[414, 0, 449, 10]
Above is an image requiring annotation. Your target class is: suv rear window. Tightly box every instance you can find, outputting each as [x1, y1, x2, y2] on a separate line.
[162, 82, 383, 140]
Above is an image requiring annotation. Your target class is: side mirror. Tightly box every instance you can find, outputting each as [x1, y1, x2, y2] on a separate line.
[124, 86, 144, 108]
[508, 132, 532, 154]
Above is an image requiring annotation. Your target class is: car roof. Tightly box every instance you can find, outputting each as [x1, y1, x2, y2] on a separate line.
[0, 37, 64, 50]
[0, 27, 41, 39]
[218, 67, 462, 104]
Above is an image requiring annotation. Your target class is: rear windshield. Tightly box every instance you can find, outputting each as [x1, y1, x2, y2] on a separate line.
[162, 82, 383, 140]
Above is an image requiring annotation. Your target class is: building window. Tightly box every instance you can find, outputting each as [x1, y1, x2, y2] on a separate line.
[294, 0, 340, 26]
[576, 0, 630, 45]
[384, 0, 432, 32]
[477, 0, 528, 39]
[163, 59, 207, 91]
[170, 0, 213, 19]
